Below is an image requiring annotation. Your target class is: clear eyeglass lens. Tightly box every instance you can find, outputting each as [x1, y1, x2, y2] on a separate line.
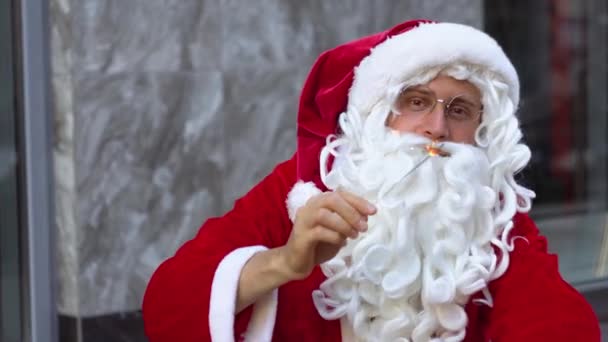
[397, 90, 479, 122]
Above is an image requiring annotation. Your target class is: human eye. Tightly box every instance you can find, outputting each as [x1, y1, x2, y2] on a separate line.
[405, 94, 431, 111]
[447, 105, 473, 121]
[409, 97, 424, 107]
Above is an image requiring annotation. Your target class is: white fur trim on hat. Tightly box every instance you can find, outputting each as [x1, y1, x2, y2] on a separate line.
[349, 22, 519, 115]
[286, 181, 322, 222]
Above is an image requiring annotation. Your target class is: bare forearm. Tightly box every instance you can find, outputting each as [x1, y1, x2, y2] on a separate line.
[235, 246, 293, 313]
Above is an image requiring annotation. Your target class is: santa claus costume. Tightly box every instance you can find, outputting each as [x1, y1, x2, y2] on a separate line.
[142, 19, 600, 341]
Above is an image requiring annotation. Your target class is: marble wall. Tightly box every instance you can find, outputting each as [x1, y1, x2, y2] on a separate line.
[50, 0, 483, 317]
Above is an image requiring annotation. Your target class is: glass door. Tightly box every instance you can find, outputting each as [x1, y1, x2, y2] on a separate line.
[0, 0, 24, 340]
[485, 0, 608, 331]
[1, 0, 57, 341]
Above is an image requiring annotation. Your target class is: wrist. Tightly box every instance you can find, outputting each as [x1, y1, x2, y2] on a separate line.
[274, 246, 307, 282]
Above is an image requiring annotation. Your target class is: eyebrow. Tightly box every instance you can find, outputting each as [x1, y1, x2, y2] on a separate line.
[404, 86, 434, 95]
[450, 95, 479, 108]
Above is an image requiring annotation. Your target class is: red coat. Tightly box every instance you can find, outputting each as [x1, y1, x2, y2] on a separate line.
[142, 154, 600, 341]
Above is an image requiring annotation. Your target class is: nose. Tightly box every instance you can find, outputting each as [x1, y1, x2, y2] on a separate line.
[418, 105, 449, 141]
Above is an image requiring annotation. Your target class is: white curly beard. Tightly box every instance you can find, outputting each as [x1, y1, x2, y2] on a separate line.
[312, 130, 508, 342]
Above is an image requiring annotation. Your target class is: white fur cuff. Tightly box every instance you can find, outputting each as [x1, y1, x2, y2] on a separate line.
[286, 181, 322, 222]
[209, 246, 279, 342]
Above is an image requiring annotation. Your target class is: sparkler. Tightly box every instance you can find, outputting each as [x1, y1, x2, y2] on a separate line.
[397, 141, 450, 183]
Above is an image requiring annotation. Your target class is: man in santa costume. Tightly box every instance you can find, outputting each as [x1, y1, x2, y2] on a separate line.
[142, 20, 600, 341]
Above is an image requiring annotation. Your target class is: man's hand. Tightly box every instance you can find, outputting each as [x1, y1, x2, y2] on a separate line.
[235, 190, 376, 313]
[280, 190, 377, 280]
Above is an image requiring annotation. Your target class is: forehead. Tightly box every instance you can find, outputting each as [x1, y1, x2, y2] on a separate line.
[411, 75, 481, 99]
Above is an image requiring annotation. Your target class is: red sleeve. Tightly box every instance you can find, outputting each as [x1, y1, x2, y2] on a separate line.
[142, 155, 297, 342]
[485, 213, 601, 341]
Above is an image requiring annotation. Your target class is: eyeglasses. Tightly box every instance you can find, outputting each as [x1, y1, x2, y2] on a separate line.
[393, 88, 483, 123]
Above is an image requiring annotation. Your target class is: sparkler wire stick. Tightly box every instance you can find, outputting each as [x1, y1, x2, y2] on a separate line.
[395, 142, 447, 184]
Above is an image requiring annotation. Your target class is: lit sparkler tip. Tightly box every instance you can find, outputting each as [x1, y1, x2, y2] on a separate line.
[425, 141, 450, 157]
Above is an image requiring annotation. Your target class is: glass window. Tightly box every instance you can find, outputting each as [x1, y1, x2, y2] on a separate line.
[0, 0, 23, 341]
[485, 4, 608, 334]
[484, 0, 608, 289]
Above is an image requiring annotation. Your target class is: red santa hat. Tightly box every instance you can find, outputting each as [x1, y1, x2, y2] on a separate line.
[296, 19, 519, 190]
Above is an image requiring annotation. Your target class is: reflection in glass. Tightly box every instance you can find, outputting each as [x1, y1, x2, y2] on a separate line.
[485, 0, 608, 285]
